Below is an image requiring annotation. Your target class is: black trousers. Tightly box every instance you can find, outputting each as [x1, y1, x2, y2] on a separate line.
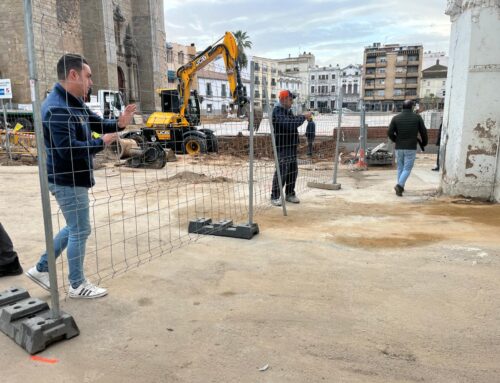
[307, 139, 314, 156]
[0, 223, 19, 266]
[271, 150, 298, 199]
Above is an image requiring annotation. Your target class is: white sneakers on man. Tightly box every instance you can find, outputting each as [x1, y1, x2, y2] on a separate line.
[26, 266, 50, 291]
[69, 280, 108, 299]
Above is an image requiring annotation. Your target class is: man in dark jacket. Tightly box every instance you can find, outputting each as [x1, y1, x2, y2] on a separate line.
[0, 223, 23, 277]
[388, 100, 428, 196]
[271, 90, 312, 206]
[305, 116, 316, 157]
[26, 54, 136, 298]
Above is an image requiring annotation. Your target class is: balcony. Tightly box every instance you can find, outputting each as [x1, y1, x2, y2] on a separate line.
[406, 83, 418, 88]
[365, 73, 376, 79]
[395, 71, 407, 77]
[376, 61, 387, 67]
[364, 84, 375, 89]
[396, 60, 408, 66]
[375, 73, 386, 78]
[408, 60, 420, 66]
[365, 62, 376, 68]
[393, 95, 406, 100]
[394, 82, 406, 88]
[406, 72, 418, 77]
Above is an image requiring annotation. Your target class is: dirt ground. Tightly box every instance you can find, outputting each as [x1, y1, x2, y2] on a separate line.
[0, 155, 499, 383]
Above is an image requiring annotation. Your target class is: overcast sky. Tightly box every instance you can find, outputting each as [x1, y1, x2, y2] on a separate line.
[164, 0, 452, 67]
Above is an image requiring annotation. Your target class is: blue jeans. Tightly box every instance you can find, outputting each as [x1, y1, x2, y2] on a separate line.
[396, 149, 417, 187]
[37, 183, 90, 288]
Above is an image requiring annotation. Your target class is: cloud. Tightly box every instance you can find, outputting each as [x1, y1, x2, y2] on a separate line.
[163, 0, 451, 66]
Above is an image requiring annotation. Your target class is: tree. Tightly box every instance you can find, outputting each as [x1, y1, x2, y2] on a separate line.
[233, 30, 252, 69]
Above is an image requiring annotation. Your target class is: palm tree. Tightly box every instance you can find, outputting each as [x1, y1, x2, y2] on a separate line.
[233, 30, 252, 69]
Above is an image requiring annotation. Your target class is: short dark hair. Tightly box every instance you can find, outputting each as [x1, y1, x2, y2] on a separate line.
[57, 54, 88, 80]
[402, 100, 414, 110]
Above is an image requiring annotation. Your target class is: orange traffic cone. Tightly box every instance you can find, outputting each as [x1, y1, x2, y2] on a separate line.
[355, 148, 368, 170]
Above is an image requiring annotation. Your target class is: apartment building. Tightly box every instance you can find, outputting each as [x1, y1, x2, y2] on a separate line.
[362, 43, 423, 112]
[166, 41, 198, 90]
[251, 56, 279, 109]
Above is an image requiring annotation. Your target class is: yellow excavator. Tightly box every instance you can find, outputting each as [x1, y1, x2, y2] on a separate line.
[145, 32, 249, 155]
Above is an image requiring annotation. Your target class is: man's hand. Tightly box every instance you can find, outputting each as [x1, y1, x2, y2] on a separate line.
[118, 104, 137, 128]
[303, 111, 313, 121]
[102, 133, 118, 146]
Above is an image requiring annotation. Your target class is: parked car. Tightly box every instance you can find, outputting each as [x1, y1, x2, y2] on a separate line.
[332, 108, 353, 114]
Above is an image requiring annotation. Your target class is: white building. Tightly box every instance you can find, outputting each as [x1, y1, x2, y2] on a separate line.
[419, 61, 447, 110]
[423, 51, 448, 70]
[276, 52, 315, 103]
[197, 58, 250, 116]
[308, 64, 362, 112]
[340, 64, 362, 110]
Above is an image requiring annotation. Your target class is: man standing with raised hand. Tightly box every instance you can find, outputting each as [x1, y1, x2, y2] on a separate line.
[270, 90, 312, 206]
[26, 54, 136, 298]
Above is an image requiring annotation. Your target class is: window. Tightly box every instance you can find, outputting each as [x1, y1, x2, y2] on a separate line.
[178, 51, 184, 64]
[355, 72, 359, 75]
[442, 81, 446, 85]
[310, 101, 315, 109]
[331, 85, 335, 92]
[311, 75, 315, 80]
[254, 75, 260, 85]
[365, 90, 374, 97]
[405, 89, 417, 96]
[207, 104, 212, 113]
[442, 90, 446, 97]
[311, 86, 315, 93]
[353, 84, 358, 94]
[221, 84, 227, 98]
[206, 83, 212, 97]
[377, 79, 385, 85]
[332, 74, 336, 79]
[395, 89, 403, 96]
[167, 49, 173, 63]
[395, 78, 403, 84]
[376, 90, 385, 96]
[254, 90, 260, 98]
[347, 84, 352, 94]
[377, 68, 385, 74]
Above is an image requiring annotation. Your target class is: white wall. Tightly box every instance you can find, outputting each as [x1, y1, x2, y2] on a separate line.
[441, 3, 500, 201]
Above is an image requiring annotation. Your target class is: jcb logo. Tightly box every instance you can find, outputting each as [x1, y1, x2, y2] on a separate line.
[196, 56, 207, 66]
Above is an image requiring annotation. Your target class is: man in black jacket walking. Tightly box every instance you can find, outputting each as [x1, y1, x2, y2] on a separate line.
[388, 100, 428, 196]
[271, 90, 312, 206]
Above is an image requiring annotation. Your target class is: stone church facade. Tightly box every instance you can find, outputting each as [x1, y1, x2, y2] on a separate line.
[0, 0, 168, 113]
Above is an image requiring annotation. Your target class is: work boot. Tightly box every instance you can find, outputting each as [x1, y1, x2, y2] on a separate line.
[0, 258, 23, 277]
[394, 184, 404, 197]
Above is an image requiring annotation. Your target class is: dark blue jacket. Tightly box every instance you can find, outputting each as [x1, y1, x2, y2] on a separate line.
[43, 83, 119, 188]
[272, 104, 306, 152]
[305, 120, 316, 141]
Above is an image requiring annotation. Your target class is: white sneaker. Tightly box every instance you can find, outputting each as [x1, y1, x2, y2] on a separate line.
[286, 195, 300, 204]
[271, 198, 282, 207]
[69, 280, 108, 299]
[26, 266, 50, 291]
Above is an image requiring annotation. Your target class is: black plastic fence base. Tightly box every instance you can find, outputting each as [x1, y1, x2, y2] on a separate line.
[0, 287, 79, 354]
[189, 218, 259, 240]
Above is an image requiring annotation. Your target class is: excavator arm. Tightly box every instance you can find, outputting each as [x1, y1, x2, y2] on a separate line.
[176, 32, 248, 118]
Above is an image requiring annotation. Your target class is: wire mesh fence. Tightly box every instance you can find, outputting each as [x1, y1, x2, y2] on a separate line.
[9, 1, 443, 302]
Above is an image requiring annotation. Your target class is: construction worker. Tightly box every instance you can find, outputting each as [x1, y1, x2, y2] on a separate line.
[270, 90, 312, 206]
[388, 100, 428, 196]
[26, 54, 136, 298]
[0, 223, 23, 278]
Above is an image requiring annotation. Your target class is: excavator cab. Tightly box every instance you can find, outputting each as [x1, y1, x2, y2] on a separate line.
[159, 89, 200, 127]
